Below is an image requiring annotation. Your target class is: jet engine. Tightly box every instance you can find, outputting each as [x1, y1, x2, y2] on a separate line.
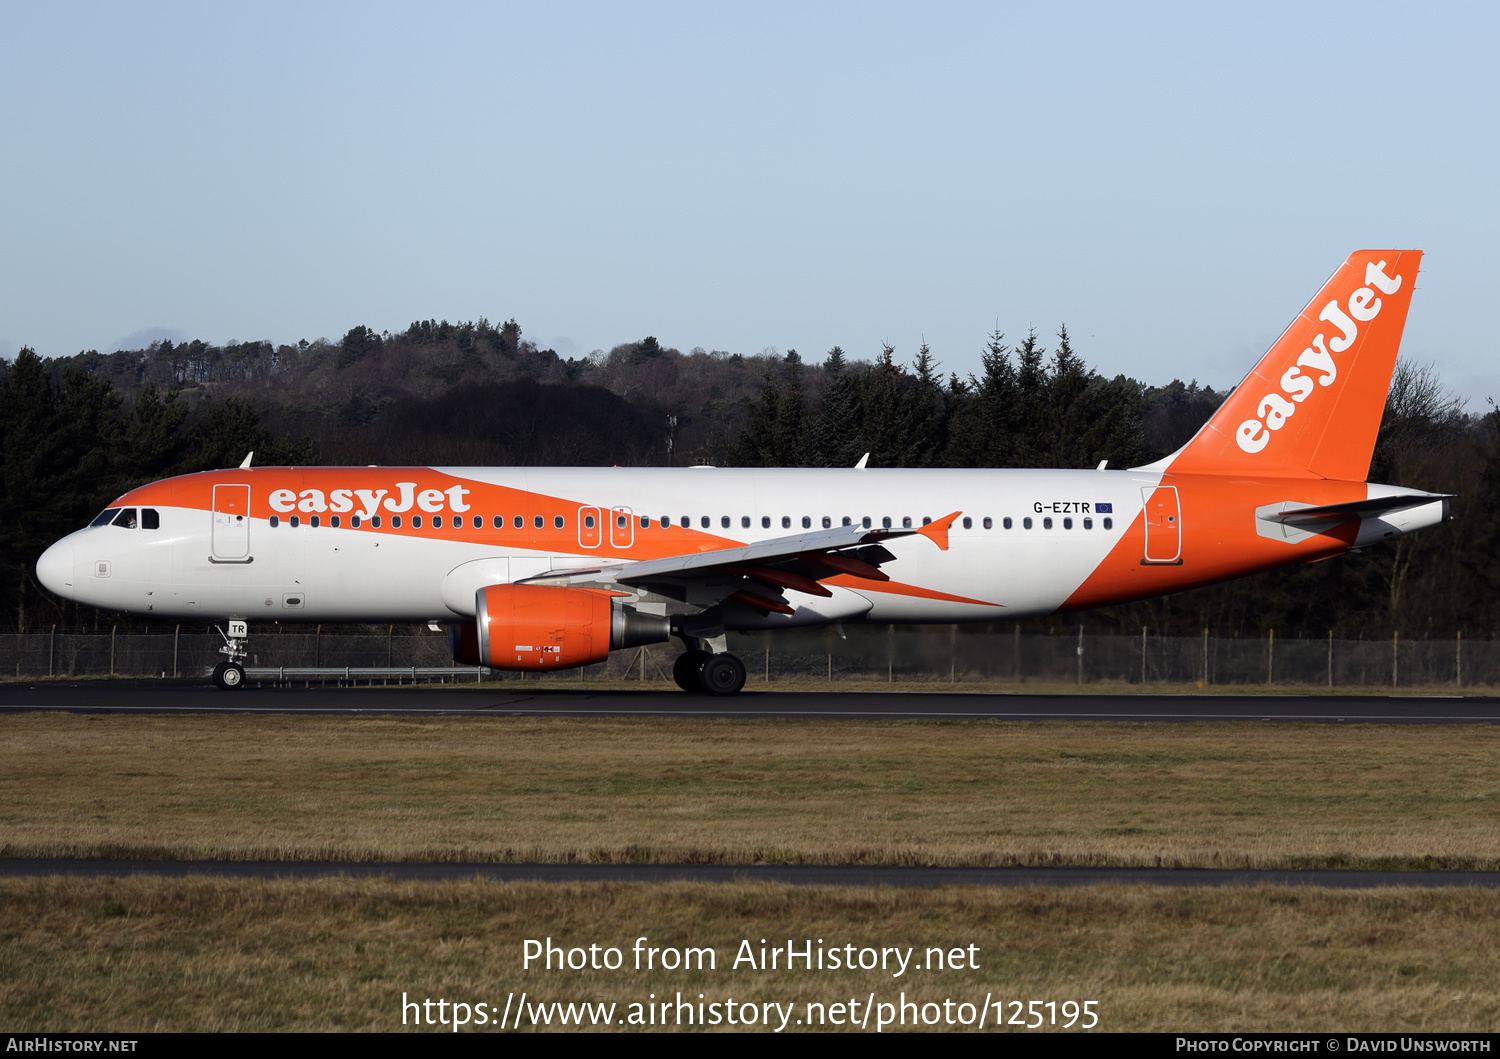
[448, 584, 669, 670]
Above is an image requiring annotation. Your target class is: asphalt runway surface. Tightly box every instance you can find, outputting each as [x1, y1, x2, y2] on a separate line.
[4, 859, 1500, 889]
[2, 681, 1498, 722]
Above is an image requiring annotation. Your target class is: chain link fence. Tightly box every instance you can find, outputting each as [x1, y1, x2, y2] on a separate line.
[0, 623, 1492, 687]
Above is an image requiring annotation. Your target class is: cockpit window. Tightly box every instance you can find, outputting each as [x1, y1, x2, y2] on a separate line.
[90, 508, 121, 527]
[141, 508, 160, 530]
[110, 508, 139, 529]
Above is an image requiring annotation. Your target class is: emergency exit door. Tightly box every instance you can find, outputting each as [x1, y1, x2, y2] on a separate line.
[1141, 485, 1181, 564]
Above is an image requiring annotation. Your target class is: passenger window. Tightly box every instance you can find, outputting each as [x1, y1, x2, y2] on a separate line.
[902, 516, 912, 528]
[1043, 517, 1053, 529]
[554, 515, 564, 529]
[331, 515, 341, 528]
[494, 515, 504, 528]
[1103, 517, 1113, 530]
[390, 515, 401, 528]
[983, 517, 992, 529]
[761, 516, 771, 529]
[534, 516, 544, 529]
[584, 514, 596, 529]
[142, 508, 160, 530]
[411, 516, 420, 528]
[351, 515, 361, 528]
[640, 515, 650, 529]
[270, 515, 280, 528]
[1003, 517, 1013, 529]
[881, 516, 892, 529]
[112, 508, 138, 529]
[371, 516, 382, 528]
[91, 508, 120, 527]
[721, 516, 730, 528]
[514, 516, 524, 529]
[1083, 517, 1093, 529]
[1023, 517, 1032, 529]
[962, 517, 972, 529]
[700, 516, 710, 528]
[802, 516, 811, 528]
[742, 516, 751, 528]
[782, 516, 791, 528]
[616, 514, 627, 529]
[473, 516, 481, 529]
[292, 515, 303, 527]
[1063, 517, 1073, 529]
[822, 517, 832, 528]
[922, 516, 931, 525]
[660, 516, 670, 528]
[842, 516, 852, 526]
[433, 516, 443, 528]
[311, 515, 321, 528]
[861, 516, 871, 528]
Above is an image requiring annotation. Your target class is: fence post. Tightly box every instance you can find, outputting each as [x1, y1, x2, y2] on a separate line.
[1456, 630, 1462, 688]
[1328, 630, 1333, 688]
[315, 625, 321, 667]
[1267, 628, 1274, 685]
[49, 625, 55, 677]
[387, 625, 393, 668]
[173, 624, 180, 678]
[1077, 625, 1084, 685]
[887, 624, 893, 683]
[110, 624, 117, 676]
[765, 638, 770, 683]
[950, 624, 956, 683]
[1202, 627, 1209, 685]
[1141, 626, 1147, 685]
[1393, 630, 1399, 686]
[1014, 625, 1021, 683]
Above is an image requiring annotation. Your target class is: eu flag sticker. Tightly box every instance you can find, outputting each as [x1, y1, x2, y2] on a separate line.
[1096, 502, 1113, 513]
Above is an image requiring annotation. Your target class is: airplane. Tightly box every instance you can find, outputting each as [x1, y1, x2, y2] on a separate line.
[34, 249, 1450, 694]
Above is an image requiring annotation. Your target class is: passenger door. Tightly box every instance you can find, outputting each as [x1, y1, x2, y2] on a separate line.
[211, 485, 251, 562]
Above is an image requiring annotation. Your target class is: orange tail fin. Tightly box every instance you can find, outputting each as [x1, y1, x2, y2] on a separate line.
[1165, 249, 1422, 481]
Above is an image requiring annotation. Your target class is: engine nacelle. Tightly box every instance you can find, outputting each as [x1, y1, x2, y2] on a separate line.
[450, 584, 669, 671]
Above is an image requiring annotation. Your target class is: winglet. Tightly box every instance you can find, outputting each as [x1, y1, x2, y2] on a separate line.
[916, 511, 961, 551]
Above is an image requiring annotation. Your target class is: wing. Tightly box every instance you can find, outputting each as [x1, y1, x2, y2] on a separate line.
[522, 511, 962, 615]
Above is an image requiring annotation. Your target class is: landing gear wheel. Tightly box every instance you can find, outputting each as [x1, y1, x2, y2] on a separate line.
[673, 650, 710, 692]
[698, 653, 746, 696]
[212, 661, 245, 690]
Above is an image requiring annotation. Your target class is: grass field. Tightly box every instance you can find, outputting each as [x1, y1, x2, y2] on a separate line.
[2, 714, 1498, 870]
[3, 876, 1498, 1032]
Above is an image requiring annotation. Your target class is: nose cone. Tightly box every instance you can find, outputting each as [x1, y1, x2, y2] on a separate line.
[36, 539, 75, 598]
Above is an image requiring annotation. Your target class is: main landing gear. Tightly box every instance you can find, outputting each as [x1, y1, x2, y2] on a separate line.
[672, 646, 747, 696]
[213, 619, 249, 691]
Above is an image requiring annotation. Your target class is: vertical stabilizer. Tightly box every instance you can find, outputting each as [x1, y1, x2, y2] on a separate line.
[1166, 249, 1422, 481]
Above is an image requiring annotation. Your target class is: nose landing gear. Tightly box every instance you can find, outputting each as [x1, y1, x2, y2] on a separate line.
[213, 620, 249, 691]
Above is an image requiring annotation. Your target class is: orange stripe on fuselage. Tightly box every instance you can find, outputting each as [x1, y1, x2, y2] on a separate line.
[823, 573, 998, 608]
[113, 468, 742, 561]
[1059, 473, 1365, 612]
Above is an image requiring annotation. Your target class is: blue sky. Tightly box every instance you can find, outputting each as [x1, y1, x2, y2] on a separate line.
[2, 2, 1495, 401]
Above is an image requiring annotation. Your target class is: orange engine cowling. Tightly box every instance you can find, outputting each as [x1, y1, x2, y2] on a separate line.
[465, 584, 669, 671]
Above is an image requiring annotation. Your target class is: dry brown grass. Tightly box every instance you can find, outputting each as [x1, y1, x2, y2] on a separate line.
[3, 876, 1498, 1032]
[2, 715, 1499, 869]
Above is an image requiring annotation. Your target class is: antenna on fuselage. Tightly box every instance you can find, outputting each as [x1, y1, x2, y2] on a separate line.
[238, 452, 254, 469]
[854, 453, 869, 470]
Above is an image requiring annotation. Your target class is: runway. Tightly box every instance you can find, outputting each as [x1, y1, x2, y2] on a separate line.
[2, 682, 1498, 722]
[4, 858, 1499, 889]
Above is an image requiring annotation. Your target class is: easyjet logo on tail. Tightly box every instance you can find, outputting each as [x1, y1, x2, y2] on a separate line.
[1235, 260, 1403, 454]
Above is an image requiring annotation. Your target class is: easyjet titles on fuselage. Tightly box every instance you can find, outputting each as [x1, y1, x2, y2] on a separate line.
[268, 483, 473, 519]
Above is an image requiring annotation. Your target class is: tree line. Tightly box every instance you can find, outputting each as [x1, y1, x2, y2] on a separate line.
[2, 317, 1496, 641]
